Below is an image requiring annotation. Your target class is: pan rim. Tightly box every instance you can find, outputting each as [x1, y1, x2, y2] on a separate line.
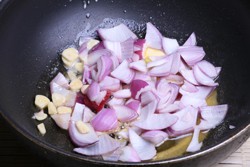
[0, 0, 250, 165]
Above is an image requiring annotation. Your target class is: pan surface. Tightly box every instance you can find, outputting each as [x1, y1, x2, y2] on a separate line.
[0, 0, 250, 166]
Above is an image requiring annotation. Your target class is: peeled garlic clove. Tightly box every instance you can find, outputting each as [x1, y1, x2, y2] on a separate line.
[34, 110, 48, 121]
[34, 95, 50, 109]
[52, 93, 66, 107]
[37, 123, 46, 135]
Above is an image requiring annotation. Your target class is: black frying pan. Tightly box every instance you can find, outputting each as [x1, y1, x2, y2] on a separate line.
[0, 0, 250, 166]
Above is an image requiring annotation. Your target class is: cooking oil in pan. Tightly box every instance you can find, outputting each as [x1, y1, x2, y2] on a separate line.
[154, 90, 217, 160]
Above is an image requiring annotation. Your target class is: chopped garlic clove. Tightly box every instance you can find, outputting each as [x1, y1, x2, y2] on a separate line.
[76, 121, 89, 134]
[62, 48, 79, 62]
[74, 62, 84, 73]
[77, 75, 83, 81]
[57, 106, 72, 114]
[34, 110, 48, 121]
[69, 79, 83, 91]
[67, 70, 78, 81]
[62, 57, 75, 67]
[34, 95, 50, 109]
[48, 102, 57, 115]
[52, 93, 66, 107]
[87, 39, 100, 50]
[37, 123, 46, 135]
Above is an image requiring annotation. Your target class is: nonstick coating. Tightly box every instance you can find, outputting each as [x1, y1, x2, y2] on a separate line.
[0, 0, 250, 167]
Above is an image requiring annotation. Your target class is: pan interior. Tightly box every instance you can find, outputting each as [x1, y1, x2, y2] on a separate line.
[0, 0, 250, 163]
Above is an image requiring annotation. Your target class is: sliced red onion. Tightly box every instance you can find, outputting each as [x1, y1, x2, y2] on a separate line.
[91, 108, 118, 132]
[146, 56, 168, 68]
[91, 69, 98, 82]
[83, 106, 96, 123]
[158, 103, 180, 113]
[148, 55, 173, 77]
[69, 121, 98, 147]
[130, 126, 143, 136]
[180, 86, 214, 99]
[113, 105, 138, 122]
[74, 134, 120, 155]
[145, 22, 162, 49]
[98, 24, 137, 42]
[179, 46, 205, 66]
[87, 82, 100, 101]
[96, 55, 113, 82]
[193, 64, 218, 86]
[94, 91, 107, 105]
[113, 89, 131, 99]
[179, 59, 190, 71]
[134, 39, 145, 51]
[129, 128, 156, 160]
[134, 50, 143, 60]
[120, 38, 135, 61]
[87, 49, 112, 66]
[50, 82, 76, 107]
[139, 100, 158, 120]
[129, 60, 147, 73]
[119, 146, 141, 162]
[132, 53, 140, 62]
[156, 78, 171, 96]
[50, 72, 69, 88]
[186, 127, 202, 152]
[147, 76, 157, 89]
[78, 38, 89, 62]
[140, 91, 159, 107]
[133, 112, 178, 130]
[170, 106, 198, 135]
[133, 101, 178, 130]
[125, 100, 141, 114]
[133, 72, 151, 81]
[102, 140, 126, 161]
[164, 74, 184, 85]
[108, 97, 125, 108]
[183, 32, 197, 46]
[82, 65, 92, 84]
[180, 96, 207, 108]
[180, 69, 199, 85]
[104, 38, 134, 61]
[199, 104, 228, 130]
[157, 83, 179, 110]
[197, 60, 218, 78]
[170, 53, 181, 74]
[78, 37, 91, 52]
[162, 37, 179, 55]
[51, 113, 71, 130]
[110, 55, 120, 70]
[111, 60, 135, 84]
[216, 67, 222, 75]
[99, 76, 121, 91]
[130, 79, 150, 99]
[181, 80, 198, 93]
[141, 130, 168, 146]
[71, 103, 85, 121]
[134, 46, 141, 52]
[102, 150, 122, 162]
